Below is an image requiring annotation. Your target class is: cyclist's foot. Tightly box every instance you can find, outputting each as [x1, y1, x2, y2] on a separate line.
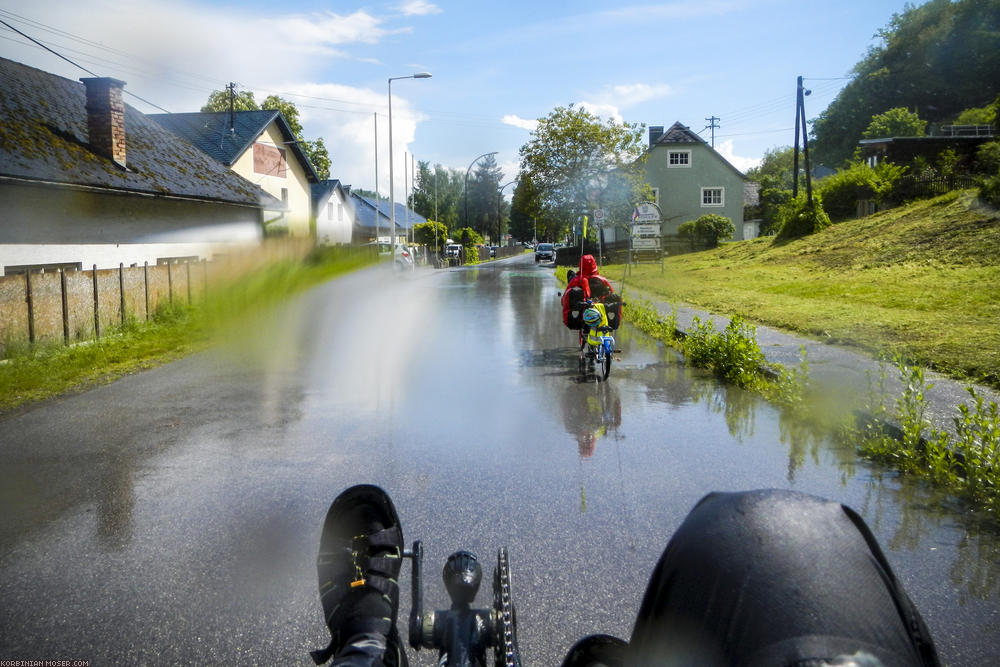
[311, 484, 407, 666]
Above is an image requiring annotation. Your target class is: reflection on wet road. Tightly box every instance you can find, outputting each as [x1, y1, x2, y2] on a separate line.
[1, 256, 998, 665]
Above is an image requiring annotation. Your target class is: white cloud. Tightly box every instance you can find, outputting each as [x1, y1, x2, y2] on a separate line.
[716, 139, 761, 173]
[577, 101, 624, 124]
[502, 115, 538, 131]
[397, 1, 442, 16]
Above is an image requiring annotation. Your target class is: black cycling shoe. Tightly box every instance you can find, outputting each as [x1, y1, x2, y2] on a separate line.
[311, 484, 407, 666]
[560, 634, 628, 667]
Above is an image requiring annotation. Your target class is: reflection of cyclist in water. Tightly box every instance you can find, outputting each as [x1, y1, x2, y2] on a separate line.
[561, 382, 621, 457]
[312, 485, 940, 666]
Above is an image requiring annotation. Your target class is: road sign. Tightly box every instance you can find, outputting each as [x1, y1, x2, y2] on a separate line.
[633, 203, 661, 222]
[633, 238, 661, 249]
[593, 208, 606, 225]
[632, 224, 661, 236]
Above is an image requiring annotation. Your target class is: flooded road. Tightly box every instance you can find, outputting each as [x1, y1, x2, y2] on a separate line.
[1, 255, 998, 665]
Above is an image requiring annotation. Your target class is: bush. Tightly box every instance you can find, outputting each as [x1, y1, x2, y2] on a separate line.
[775, 194, 831, 240]
[677, 213, 734, 248]
[818, 161, 907, 221]
[974, 142, 1000, 175]
[978, 172, 1000, 208]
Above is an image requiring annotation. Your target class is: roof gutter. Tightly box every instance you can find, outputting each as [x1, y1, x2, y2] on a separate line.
[0, 174, 285, 210]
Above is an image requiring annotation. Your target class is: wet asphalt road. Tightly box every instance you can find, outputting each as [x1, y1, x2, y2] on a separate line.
[1, 254, 998, 665]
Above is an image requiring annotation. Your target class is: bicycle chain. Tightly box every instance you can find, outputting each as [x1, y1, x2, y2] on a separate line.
[493, 547, 521, 667]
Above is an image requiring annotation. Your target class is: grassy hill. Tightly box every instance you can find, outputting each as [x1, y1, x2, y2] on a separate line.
[614, 190, 1000, 388]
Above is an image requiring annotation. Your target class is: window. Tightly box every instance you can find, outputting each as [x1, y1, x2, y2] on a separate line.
[668, 150, 691, 167]
[701, 187, 724, 206]
[253, 143, 287, 177]
[327, 202, 334, 219]
[281, 188, 288, 204]
[338, 203, 343, 222]
[651, 187, 660, 205]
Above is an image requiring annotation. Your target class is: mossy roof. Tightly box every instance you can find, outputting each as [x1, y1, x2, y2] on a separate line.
[0, 57, 280, 208]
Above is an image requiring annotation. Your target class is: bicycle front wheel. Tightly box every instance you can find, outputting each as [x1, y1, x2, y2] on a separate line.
[601, 350, 611, 380]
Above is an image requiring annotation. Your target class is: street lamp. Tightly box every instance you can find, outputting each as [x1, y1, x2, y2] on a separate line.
[497, 180, 517, 247]
[464, 151, 498, 236]
[389, 72, 431, 245]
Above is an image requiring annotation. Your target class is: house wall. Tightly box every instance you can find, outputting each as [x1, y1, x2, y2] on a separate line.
[645, 143, 747, 240]
[315, 189, 355, 245]
[0, 183, 262, 276]
[230, 123, 313, 238]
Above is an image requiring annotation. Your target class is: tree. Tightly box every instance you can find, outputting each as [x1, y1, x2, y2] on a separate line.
[519, 104, 651, 240]
[677, 214, 735, 248]
[466, 154, 504, 239]
[200, 87, 330, 179]
[746, 146, 796, 190]
[509, 174, 542, 241]
[811, 0, 1000, 166]
[201, 88, 257, 112]
[862, 107, 926, 139]
[410, 162, 465, 231]
[412, 221, 448, 251]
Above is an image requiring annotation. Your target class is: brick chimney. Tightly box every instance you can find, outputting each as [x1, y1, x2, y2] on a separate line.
[649, 125, 664, 148]
[80, 77, 127, 168]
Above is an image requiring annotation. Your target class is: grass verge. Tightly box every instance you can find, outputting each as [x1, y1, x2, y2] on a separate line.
[0, 246, 375, 414]
[605, 190, 1000, 388]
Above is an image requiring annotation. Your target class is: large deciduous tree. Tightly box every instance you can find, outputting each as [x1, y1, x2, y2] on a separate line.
[861, 107, 927, 139]
[519, 104, 651, 240]
[410, 161, 466, 234]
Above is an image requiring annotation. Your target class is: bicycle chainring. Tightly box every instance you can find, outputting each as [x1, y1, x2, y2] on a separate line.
[492, 547, 521, 667]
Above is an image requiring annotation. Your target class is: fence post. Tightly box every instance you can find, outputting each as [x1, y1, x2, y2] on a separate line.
[119, 263, 126, 325]
[25, 270, 35, 344]
[167, 261, 173, 306]
[186, 261, 192, 304]
[60, 269, 69, 345]
[93, 264, 100, 339]
[144, 262, 150, 321]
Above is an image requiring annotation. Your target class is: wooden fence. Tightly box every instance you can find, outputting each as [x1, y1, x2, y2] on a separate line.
[0, 240, 313, 357]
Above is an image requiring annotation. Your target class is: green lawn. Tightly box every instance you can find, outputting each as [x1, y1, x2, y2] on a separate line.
[610, 190, 1000, 388]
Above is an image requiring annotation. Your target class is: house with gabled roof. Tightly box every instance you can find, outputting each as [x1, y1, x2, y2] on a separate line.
[150, 109, 320, 238]
[311, 179, 356, 245]
[644, 122, 749, 241]
[349, 193, 427, 245]
[0, 57, 280, 276]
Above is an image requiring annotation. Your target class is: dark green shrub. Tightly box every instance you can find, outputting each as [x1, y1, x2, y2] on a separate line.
[677, 214, 735, 248]
[775, 194, 831, 240]
[818, 161, 907, 221]
[978, 172, 1000, 208]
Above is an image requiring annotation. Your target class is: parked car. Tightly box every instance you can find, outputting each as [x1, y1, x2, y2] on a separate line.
[535, 242, 554, 263]
[489, 246, 497, 257]
[367, 242, 414, 270]
[445, 244, 462, 258]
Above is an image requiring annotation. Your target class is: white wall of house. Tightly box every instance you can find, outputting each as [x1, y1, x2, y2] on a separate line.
[230, 123, 313, 238]
[0, 183, 262, 275]
[315, 188, 355, 245]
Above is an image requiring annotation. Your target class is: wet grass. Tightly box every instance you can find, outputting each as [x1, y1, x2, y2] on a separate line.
[0, 246, 375, 414]
[606, 190, 1000, 389]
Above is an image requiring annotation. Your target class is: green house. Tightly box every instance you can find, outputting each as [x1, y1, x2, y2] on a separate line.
[643, 122, 748, 241]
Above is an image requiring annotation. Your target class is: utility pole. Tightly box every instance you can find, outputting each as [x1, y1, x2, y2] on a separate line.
[227, 82, 236, 134]
[704, 116, 720, 147]
[792, 76, 813, 203]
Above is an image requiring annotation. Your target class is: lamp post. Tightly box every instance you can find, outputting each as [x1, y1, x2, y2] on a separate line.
[389, 72, 431, 246]
[464, 151, 498, 236]
[497, 180, 516, 248]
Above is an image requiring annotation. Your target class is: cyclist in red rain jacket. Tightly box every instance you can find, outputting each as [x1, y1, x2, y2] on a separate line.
[561, 254, 614, 327]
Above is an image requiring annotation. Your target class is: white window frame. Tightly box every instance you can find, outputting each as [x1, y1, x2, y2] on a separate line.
[667, 150, 691, 168]
[650, 187, 660, 205]
[701, 187, 724, 207]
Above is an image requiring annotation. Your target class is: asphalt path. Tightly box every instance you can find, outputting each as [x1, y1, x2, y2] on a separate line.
[1, 254, 998, 665]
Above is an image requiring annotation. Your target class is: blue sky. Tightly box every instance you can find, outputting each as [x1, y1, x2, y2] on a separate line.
[1, 0, 914, 202]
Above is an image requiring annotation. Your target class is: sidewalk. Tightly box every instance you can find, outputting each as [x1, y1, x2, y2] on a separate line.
[617, 284, 1000, 437]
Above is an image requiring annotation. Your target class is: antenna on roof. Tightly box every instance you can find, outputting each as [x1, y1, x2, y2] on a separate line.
[227, 82, 236, 135]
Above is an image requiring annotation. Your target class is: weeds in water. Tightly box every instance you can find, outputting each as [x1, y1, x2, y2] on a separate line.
[683, 315, 766, 389]
[854, 355, 1000, 514]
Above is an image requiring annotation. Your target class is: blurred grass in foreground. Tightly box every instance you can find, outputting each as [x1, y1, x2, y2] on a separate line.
[0, 246, 375, 413]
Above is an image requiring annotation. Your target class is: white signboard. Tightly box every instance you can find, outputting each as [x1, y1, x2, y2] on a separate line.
[593, 208, 606, 224]
[633, 238, 661, 249]
[632, 224, 661, 236]
[633, 203, 661, 222]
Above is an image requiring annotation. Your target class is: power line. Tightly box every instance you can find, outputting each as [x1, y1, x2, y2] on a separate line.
[0, 18, 171, 112]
